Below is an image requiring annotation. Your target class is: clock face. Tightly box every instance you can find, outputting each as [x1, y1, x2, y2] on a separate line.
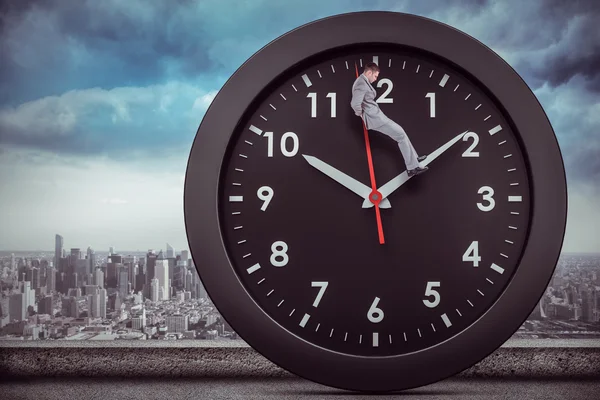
[219, 46, 531, 357]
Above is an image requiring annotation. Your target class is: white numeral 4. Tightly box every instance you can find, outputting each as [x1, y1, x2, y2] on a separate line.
[463, 241, 481, 267]
[423, 282, 441, 308]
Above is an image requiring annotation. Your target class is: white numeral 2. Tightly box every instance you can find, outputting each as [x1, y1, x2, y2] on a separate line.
[462, 131, 480, 157]
[376, 79, 393, 103]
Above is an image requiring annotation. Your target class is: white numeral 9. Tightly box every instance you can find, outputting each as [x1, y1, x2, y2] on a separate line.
[257, 186, 273, 211]
[367, 297, 384, 323]
[477, 186, 495, 212]
[423, 282, 441, 308]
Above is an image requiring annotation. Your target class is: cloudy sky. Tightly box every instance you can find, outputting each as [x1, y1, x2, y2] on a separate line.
[0, 0, 598, 253]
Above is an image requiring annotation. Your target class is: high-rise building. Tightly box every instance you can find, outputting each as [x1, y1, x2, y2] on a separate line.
[155, 251, 170, 301]
[10, 253, 15, 271]
[38, 295, 53, 315]
[118, 269, 129, 298]
[9, 293, 27, 321]
[145, 250, 158, 299]
[151, 278, 160, 302]
[94, 268, 104, 288]
[109, 246, 115, 255]
[46, 267, 56, 292]
[87, 287, 107, 319]
[86, 247, 96, 276]
[131, 307, 146, 331]
[166, 314, 188, 333]
[55, 234, 63, 266]
[166, 243, 174, 259]
[180, 250, 189, 265]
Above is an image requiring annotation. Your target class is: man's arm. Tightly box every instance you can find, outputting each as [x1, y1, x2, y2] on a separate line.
[350, 80, 366, 116]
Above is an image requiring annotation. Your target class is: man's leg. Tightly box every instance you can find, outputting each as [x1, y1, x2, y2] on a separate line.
[374, 120, 422, 171]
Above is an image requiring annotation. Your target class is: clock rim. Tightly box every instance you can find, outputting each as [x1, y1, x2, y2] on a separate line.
[183, 11, 567, 392]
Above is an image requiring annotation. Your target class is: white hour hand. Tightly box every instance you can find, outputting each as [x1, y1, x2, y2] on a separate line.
[302, 154, 391, 208]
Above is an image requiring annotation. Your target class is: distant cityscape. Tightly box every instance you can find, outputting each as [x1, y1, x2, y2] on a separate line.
[0, 234, 599, 341]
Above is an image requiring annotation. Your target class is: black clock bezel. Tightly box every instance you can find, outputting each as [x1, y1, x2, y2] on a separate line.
[184, 11, 567, 392]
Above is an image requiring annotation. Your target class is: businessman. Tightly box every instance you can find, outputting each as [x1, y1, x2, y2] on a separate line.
[351, 62, 428, 177]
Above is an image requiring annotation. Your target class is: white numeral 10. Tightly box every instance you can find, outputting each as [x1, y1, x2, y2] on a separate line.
[264, 132, 299, 157]
[307, 92, 337, 118]
[257, 186, 273, 211]
[423, 282, 441, 308]
[367, 297, 384, 323]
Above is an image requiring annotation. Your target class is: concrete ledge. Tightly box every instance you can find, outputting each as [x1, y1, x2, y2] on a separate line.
[1, 339, 599, 381]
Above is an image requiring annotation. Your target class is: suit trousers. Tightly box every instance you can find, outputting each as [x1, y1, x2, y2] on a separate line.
[373, 120, 421, 170]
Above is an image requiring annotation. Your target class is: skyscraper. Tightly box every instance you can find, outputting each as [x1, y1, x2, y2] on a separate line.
[166, 243, 174, 259]
[54, 234, 63, 266]
[86, 247, 96, 276]
[155, 251, 170, 301]
[151, 278, 160, 302]
[145, 250, 157, 299]
[46, 267, 56, 292]
[94, 268, 104, 288]
[181, 250, 189, 265]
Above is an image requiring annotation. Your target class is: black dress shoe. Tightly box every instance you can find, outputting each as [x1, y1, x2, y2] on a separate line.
[417, 154, 428, 162]
[408, 166, 429, 177]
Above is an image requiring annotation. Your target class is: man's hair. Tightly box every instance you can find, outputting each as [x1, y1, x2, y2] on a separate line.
[364, 62, 380, 73]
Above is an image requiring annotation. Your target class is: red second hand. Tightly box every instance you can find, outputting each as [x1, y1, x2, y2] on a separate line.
[355, 62, 385, 244]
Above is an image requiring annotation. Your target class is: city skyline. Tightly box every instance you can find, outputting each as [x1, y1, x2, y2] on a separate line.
[0, 1, 599, 252]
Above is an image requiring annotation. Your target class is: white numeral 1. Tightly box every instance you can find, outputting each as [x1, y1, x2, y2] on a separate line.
[425, 92, 436, 118]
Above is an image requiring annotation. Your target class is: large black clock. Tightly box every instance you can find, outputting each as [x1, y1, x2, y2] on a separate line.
[184, 12, 567, 392]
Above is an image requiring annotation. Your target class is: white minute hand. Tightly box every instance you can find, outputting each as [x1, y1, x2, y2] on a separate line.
[362, 130, 469, 208]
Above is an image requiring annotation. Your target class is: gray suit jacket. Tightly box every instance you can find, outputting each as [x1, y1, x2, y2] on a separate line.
[350, 73, 390, 130]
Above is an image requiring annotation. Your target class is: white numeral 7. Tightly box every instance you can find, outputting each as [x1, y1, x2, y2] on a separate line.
[311, 281, 328, 307]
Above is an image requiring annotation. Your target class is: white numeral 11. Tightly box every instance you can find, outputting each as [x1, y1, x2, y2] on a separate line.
[307, 92, 337, 118]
